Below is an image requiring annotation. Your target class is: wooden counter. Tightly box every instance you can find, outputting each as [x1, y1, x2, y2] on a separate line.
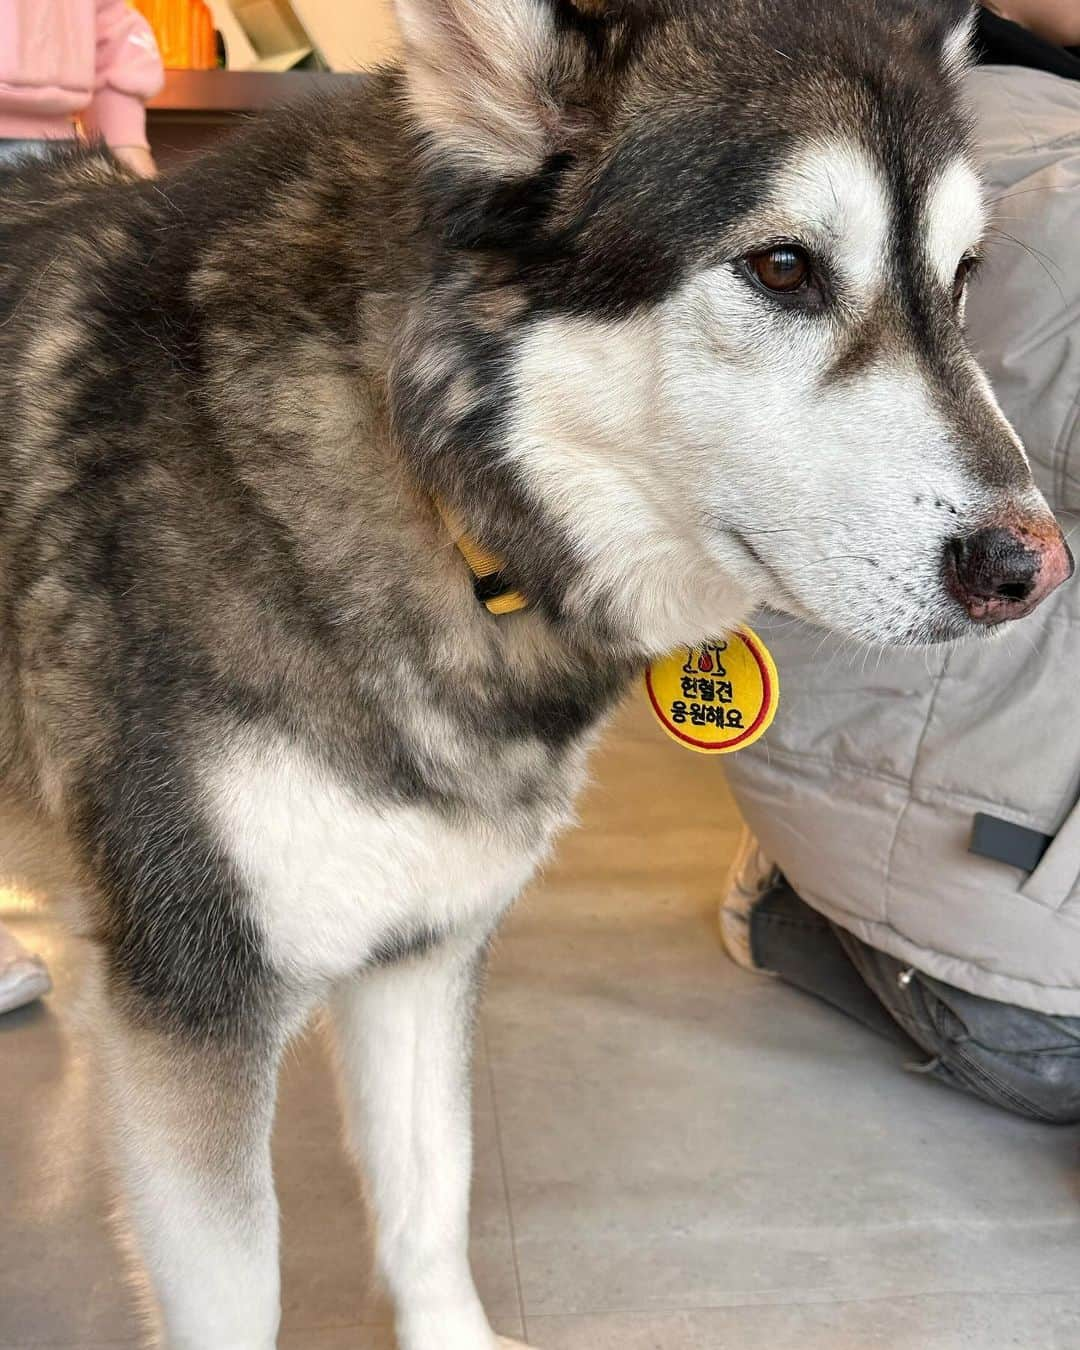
[146, 69, 363, 166]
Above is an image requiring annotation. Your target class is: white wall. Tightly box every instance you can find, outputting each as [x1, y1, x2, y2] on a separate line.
[208, 1, 399, 71]
[290, 0, 400, 70]
[206, 0, 257, 68]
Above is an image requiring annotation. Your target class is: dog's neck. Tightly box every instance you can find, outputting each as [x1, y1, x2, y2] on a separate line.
[386, 266, 752, 666]
[386, 270, 612, 650]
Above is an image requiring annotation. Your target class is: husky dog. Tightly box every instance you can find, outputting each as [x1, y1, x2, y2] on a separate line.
[0, 0, 1072, 1346]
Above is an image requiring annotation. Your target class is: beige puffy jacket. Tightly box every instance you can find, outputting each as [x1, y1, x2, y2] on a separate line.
[724, 65, 1080, 1016]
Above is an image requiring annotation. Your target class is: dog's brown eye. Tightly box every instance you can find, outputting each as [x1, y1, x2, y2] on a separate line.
[747, 246, 811, 294]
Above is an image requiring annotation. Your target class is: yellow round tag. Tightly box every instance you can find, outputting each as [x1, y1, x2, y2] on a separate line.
[644, 626, 779, 755]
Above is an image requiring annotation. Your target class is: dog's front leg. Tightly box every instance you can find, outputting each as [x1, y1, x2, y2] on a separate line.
[97, 985, 287, 1350]
[331, 930, 526, 1350]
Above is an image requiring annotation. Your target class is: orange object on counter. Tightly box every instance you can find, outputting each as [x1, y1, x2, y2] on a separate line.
[196, 2, 216, 69]
[132, 0, 218, 70]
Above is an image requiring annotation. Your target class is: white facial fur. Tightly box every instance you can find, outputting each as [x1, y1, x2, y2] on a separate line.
[926, 157, 987, 307]
[759, 142, 892, 293]
[504, 141, 1046, 651]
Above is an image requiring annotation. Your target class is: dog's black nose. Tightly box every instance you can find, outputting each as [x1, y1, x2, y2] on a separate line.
[945, 524, 1074, 625]
[951, 527, 1039, 602]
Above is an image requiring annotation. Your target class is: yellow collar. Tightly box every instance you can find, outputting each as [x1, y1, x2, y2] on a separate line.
[436, 499, 530, 616]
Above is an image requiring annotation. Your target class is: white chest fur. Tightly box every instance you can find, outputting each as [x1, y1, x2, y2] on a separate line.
[204, 737, 559, 983]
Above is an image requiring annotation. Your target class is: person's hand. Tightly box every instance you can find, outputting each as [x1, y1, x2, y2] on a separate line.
[111, 145, 158, 179]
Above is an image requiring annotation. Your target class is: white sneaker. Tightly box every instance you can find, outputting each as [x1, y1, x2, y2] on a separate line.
[0, 920, 51, 1014]
[719, 828, 779, 973]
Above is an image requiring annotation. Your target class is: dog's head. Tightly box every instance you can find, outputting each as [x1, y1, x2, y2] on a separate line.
[392, 0, 1073, 653]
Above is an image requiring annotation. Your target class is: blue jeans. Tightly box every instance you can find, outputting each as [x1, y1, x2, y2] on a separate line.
[751, 879, 1080, 1125]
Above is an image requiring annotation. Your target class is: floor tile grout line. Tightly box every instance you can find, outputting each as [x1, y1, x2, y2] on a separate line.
[521, 1285, 1080, 1323]
[481, 1013, 529, 1342]
[13, 1342, 142, 1349]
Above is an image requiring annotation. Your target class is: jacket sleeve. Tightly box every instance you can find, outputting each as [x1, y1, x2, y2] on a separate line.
[82, 0, 166, 149]
[964, 67, 1080, 515]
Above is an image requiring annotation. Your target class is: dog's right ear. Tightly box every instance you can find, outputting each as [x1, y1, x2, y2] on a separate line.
[393, 0, 629, 178]
[934, 0, 978, 76]
[897, 0, 978, 77]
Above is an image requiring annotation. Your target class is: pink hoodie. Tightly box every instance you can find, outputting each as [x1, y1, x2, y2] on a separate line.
[0, 0, 165, 149]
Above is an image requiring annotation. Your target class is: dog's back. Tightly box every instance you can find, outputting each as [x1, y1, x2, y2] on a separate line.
[0, 89, 408, 800]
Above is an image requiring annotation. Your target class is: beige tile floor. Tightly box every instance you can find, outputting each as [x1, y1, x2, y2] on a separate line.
[1, 698, 1079, 1350]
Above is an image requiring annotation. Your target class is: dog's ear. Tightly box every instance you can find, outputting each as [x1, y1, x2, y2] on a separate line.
[880, 0, 978, 72]
[938, 0, 978, 76]
[393, 0, 631, 177]
[898, 0, 977, 76]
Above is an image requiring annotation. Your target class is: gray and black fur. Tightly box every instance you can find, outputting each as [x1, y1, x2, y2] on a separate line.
[0, 3, 1060, 1346]
[0, 0, 974, 1041]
